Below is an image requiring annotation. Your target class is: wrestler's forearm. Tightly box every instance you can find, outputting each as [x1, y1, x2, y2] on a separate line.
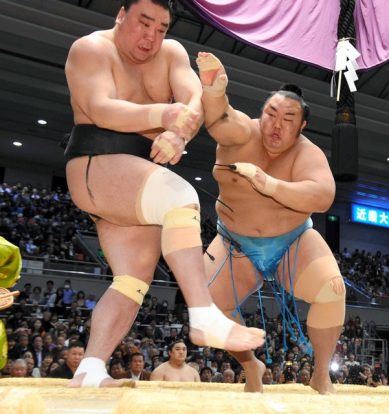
[267, 179, 335, 213]
[89, 99, 167, 132]
[184, 94, 204, 141]
[201, 92, 229, 128]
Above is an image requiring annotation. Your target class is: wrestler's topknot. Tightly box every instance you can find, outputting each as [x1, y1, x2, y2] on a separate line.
[122, 0, 175, 15]
[279, 83, 303, 98]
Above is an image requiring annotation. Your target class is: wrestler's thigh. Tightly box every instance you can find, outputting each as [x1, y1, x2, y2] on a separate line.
[278, 228, 336, 293]
[204, 235, 263, 311]
[96, 219, 161, 281]
[66, 154, 159, 226]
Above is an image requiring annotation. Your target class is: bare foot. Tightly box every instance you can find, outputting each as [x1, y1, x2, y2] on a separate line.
[190, 323, 265, 352]
[243, 359, 266, 393]
[68, 373, 135, 388]
[309, 373, 335, 395]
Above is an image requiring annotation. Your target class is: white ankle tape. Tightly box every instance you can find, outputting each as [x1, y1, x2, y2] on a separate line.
[189, 304, 234, 349]
[74, 357, 110, 387]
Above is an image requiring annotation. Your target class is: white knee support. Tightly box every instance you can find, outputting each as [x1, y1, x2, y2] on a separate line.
[136, 167, 200, 225]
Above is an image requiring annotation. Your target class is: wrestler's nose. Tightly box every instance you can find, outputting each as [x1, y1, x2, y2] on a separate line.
[144, 27, 156, 42]
[274, 117, 281, 129]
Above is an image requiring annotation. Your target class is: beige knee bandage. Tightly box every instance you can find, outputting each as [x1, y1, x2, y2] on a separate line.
[109, 275, 149, 305]
[294, 256, 345, 329]
[162, 207, 202, 257]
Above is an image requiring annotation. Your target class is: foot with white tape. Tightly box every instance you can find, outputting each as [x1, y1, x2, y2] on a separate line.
[188, 304, 265, 351]
[196, 52, 228, 96]
[68, 357, 135, 388]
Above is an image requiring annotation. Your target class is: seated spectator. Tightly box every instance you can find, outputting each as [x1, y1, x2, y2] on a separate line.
[222, 368, 235, 384]
[30, 286, 43, 305]
[10, 358, 28, 378]
[127, 352, 150, 381]
[53, 287, 65, 316]
[297, 368, 311, 386]
[262, 367, 275, 385]
[163, 327, 180, 347]
[62, 280, 76, 308]
[109, 359, 127, 380]
[49, 341, 85, 379]
[85, 294, 97, 310]
[7, 335, 19, 361]
[150, 340, 200, 382]
[200, 366, 213, 383]
[345, 352, 360, 367]
[75, 291, 86, 308]
[42, 280, 57, 309]
[24, 356, 37, 377]
[236, 369, 246, 384]
[281, 363, 296, 384]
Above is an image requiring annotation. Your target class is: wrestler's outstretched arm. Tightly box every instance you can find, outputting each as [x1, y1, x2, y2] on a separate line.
[196, 52, 252, 146]
[65, 36, 199, 139]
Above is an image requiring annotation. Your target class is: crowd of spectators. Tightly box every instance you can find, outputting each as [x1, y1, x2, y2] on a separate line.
[1, 278, 387, 387]
[2, 182, 389, 303]
[0, 182, 94, 262]
[336, 248, 389, 302]
[1, 181, 388, 387]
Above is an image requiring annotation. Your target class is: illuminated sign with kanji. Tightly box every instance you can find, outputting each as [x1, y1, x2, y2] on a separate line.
[351, 204, 389, 229]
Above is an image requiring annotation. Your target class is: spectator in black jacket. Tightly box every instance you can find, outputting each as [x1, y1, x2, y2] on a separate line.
[49, 341, 85, 379]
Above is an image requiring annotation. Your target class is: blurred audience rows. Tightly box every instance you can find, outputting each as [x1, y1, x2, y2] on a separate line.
[1, 278, 387, 387]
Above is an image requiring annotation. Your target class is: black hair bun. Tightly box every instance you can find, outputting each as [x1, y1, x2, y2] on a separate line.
[279, 83, 303, 98]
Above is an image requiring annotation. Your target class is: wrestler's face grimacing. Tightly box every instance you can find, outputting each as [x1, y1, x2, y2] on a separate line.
[260, 94, 307, 157]
[115, 0, 170, 64]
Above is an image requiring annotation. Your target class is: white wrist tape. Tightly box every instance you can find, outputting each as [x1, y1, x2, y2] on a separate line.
[148, 104, 165, 129]
[172, 107, 195, 130]
[234, 162, 257, 179]
[156, 137, 176, 159]
[262, 174, 279, 196]
[74, 357, 110, 387]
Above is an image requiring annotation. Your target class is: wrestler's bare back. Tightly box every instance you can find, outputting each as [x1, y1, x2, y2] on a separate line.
[214, 119, 311, 237]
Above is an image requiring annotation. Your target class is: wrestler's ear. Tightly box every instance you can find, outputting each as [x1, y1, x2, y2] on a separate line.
[116, 7, 126, 25]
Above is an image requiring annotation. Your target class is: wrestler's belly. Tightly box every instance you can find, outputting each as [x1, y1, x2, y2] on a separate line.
[216, 189, 310, 237]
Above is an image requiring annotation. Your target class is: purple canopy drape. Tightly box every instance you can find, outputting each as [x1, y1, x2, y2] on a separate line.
[182, 0, 389, 71]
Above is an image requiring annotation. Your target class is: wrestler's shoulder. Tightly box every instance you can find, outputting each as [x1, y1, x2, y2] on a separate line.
[161, 38, 190, 56]
[70, 30, 114, 54]
[297, 135, 325, 154]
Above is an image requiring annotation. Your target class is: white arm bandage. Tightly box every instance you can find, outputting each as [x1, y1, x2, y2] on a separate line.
[233, 162, 279, 196]
[234, 162, 257, 179]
